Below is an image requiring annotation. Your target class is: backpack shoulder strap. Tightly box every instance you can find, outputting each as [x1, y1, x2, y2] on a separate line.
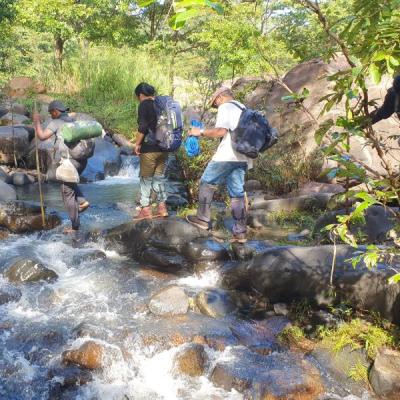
[228, 101, 246, 111]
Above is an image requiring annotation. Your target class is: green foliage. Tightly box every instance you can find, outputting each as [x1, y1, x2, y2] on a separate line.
[319, 319, 394, 359]
[176, 137, 218, 203]
[347, 360, 370, 383]
[269, 210, 321, 232]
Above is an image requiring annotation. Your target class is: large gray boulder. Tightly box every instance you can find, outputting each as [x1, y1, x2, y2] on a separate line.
[81, 137, 121, 182]
[249, 193, 333, 212]
[105, 217, 209, 260]
[314, 205, 397, 243]
[369, 348, 400, 397]
[222, 245, 400, 323]
[0, 126, 30, 164]
[0, 181, 17, 201]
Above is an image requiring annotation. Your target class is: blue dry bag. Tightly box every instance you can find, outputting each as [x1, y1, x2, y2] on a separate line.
[184, 120, 202, 157]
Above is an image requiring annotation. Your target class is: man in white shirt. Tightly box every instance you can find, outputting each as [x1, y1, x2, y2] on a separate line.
[187, 87, 252, 243]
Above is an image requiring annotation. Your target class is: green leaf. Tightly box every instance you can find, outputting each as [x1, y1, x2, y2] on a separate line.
[137, 0, 156, 7]
[389, 273, 400, 285]
[315, 119, 334, 145]
[369, 63, 381, 85]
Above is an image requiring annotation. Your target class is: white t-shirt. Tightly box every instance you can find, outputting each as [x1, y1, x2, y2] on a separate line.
[212, 101, 253, 169]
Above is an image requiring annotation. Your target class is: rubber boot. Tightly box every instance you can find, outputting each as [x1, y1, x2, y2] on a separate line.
[196, 182, 217, 223]
[231, 197, 247, 243]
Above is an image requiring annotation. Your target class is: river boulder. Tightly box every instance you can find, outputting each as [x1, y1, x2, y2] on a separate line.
[4, 258, 58, 283]
[148, 286, 189, 316]
[0, 167, 11, 183]
[62, 341, 104, 370]
[195, 289, 237, 318]
[81, 137, 121, 182]
[0, 126, 30, 164]
[11, 172, 35, 186]
[0, 181, 17, 201]
[210, 347, 324, 399]
[222, 244, 400, 323]
[0, 201, 61, 233]
[369, 347, 400, 398]
[313, 205, 397, 243]
[249, 193, 333, 212]
[173, 343, 208, 377]
[105, 217, 209, 260]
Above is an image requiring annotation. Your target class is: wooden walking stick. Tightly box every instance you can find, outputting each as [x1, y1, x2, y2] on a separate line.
[33, 101, 46, 228]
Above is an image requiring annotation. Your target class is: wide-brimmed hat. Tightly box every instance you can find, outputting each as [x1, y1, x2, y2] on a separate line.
[48, 100, 69, 113]
[209, 86, 231, 108]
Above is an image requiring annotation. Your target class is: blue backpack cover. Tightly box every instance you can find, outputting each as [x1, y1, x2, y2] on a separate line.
[230, 102, 278, 159]
[153, 96, 183, 152]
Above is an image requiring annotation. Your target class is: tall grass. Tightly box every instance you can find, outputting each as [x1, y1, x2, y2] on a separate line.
[38, 45, 171, 137]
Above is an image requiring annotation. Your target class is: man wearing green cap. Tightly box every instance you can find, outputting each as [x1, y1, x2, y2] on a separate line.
[33, 100, 92, 233]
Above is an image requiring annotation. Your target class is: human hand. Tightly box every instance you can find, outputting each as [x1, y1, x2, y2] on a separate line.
[32, 112, 41, 124]
[190, 127, 201, 137]
[135, 144, 141, 155]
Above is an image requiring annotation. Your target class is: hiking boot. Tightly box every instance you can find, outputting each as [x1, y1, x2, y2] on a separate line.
[133, 206, 152, 221]
[155, 202, 169, 218]
[78, 200, 90, 213]
[230, 233, 247, 244]
[186, 215, 210, 231]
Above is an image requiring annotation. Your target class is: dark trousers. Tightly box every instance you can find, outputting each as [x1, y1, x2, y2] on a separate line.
[61, 159, 87, 230]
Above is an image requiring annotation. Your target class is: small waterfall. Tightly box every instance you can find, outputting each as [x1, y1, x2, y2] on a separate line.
[116, 155, 140, 179]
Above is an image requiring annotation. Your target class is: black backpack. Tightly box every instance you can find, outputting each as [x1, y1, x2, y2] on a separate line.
[229, 102, 278, 159]
[153, 96, 183, 152]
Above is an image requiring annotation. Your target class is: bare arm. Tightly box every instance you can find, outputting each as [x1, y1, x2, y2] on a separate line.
[190, 127, 227, 138]
[33, 113, 54, 140]
[135, 131, 145, 155]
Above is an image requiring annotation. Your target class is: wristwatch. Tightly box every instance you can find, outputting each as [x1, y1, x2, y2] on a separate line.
[200, 127, 205, 136]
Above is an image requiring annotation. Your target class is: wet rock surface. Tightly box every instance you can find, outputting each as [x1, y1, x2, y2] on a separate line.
[149, 286, 189, 316]
[173, 343, 208, 377]
[0, 181, 17, 201]
[0, 201, 61, 233]
[195, 289, 237, 318]
[62, 341, 104, 370]
[210, 347, 324, 399]
[3, 258, 58, 283]
[0, 283, 22, 305]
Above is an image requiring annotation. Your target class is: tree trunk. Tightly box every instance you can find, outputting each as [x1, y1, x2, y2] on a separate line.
[54, 36, 65, 70]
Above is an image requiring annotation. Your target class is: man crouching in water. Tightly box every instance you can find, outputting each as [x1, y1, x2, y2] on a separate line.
[33, 101, 92, 233]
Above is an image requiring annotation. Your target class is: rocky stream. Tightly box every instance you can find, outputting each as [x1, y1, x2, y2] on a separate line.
[1, 154, 398, 400]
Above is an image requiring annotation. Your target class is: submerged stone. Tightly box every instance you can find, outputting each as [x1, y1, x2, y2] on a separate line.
[62, 341, 104, 370]
[210, 347, 324, 399]
[4, 258, 58, 283]
[173, 343, 208, 377]
[148, 286, 189, 316]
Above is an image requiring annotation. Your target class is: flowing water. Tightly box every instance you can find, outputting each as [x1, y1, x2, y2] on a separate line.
[0, 157, 245, 399]
[0, 156, 372, 400]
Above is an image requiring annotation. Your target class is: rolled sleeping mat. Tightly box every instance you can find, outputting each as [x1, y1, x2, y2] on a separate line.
[60, 121, 103, 143]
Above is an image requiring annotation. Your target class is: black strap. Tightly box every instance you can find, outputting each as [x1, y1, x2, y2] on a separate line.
[229, 101, 246, 111]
